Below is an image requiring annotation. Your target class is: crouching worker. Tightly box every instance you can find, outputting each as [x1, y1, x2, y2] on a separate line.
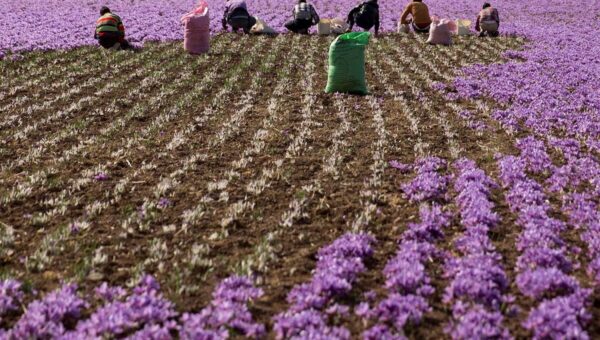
[95, 7, 130, 50]
[476, 3, 500, 37]
[222, 0, 257, 34]
[347, 0, 380, 36]
[285, 0, 320, 34]
[400, 0, 432, 33]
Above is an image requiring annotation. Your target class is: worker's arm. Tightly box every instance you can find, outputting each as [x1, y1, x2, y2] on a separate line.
[117, 20, 125, 37]
[347, 7, 358, 24]
[311, 6, 320, 25]
[374, 15, 380, 36]
[222, 6, 229, 30]
[475, 14, 480, 31]
[494, 9, 500, 25]
[400, 4, 412, 25]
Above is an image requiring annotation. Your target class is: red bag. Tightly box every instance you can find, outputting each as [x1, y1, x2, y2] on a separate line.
[182, 2, 210, 55]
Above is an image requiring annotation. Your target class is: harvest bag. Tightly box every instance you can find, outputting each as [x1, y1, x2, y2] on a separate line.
[181, 2, 210, 55]
[317, 19, 332, 35]
[325, 32, 371, 95]
[427, 17, 456, 45]
[397, 22, 410, 34]
[250, 18, 278, 35]
[456, 19, 472, 35]
[318, 18, 348, 35]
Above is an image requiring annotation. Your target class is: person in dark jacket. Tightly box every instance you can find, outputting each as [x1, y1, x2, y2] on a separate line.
[95, 7, 130, 49]
[346, 0, 380, 36]
[222, 0, 257, 34]
[285, 0, 320, 34]
[475, 3, 500, 37]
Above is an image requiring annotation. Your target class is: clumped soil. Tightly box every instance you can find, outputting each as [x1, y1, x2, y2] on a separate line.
[4, 34, 596, 339]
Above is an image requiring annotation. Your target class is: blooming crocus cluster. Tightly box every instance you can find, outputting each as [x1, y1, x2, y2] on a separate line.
[63, 275, 177, 339]
[361, 205, 449, 339]
[443, 159, 510, 339]
[0, 275, 269, 339]
[179, 276, 265, 339]
[6, 284, 87, 339]
[273, 233, 375, 339]
[93, 172, 109, 181]
[0, 280, 22, 323]
[359, 158, 451, 338]
[401, 157, 449, 203]
[563, 193, 600, 283]
[497, 155, 592, 339]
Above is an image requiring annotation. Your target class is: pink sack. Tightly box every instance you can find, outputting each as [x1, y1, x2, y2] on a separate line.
[181, 4, 210, 55]
[427, 17, 456, 46]
[193, 0, 209, 14]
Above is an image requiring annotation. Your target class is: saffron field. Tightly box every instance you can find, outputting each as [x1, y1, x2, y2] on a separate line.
[1, 0, 599, 339]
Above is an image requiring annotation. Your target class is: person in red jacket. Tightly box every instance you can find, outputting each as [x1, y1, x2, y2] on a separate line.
[475, 3, 500, 37]
[95, 6, 130, 49]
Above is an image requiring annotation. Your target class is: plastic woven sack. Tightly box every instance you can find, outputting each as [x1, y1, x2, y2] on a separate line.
[318, 20, 332, 35]
[181, 4, 210, 54]
[427, 18, 455, 45]
[325, 32, 371, 95]
[456, 19, 472, 35]
[319, 18, 348, 35]
[398, 22, 410, 34]
[250, 17, 277, 35]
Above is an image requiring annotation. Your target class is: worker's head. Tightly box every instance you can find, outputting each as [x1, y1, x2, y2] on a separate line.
[483, 3, 491, 9]
[298, 0, 306, 3]
[100, 6, 111, 15]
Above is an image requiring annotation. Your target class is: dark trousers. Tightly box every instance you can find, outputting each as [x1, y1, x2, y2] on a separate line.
[228, 15, 257, 34]
[285, 19, 312, 33]
[347, 12, 374, 31]
[412, 22, 430, 34]
[98, 34, 130, 49]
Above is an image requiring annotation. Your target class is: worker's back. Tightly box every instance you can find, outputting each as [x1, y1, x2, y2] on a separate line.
[355, 2, 379, 29]
[479, 7, 500, 23]
[96, 13, 124, 36]
[408, 2, 431, 25]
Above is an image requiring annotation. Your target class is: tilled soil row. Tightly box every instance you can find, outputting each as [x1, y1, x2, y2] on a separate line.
[1, 35, 276, 280]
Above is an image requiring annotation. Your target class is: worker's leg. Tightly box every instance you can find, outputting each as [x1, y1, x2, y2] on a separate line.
[285, 19, 300, 33]
[480, 22, 499, 38]
[98, 35, 118, 49]
[229, 17, 249, 33]
[297, 19, 312, 34]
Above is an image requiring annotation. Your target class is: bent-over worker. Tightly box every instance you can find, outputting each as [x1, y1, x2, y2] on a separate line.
[285, 0, 320, 34]
[222, 0, 257, 34]
[400, 0, 432, 33]
[95, 7, 130, 49]
[476, 3, 500, 37]
[347, 0, 380, 36]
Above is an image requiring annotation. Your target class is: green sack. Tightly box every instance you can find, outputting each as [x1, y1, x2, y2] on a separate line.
[325, 32, 371, 95]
